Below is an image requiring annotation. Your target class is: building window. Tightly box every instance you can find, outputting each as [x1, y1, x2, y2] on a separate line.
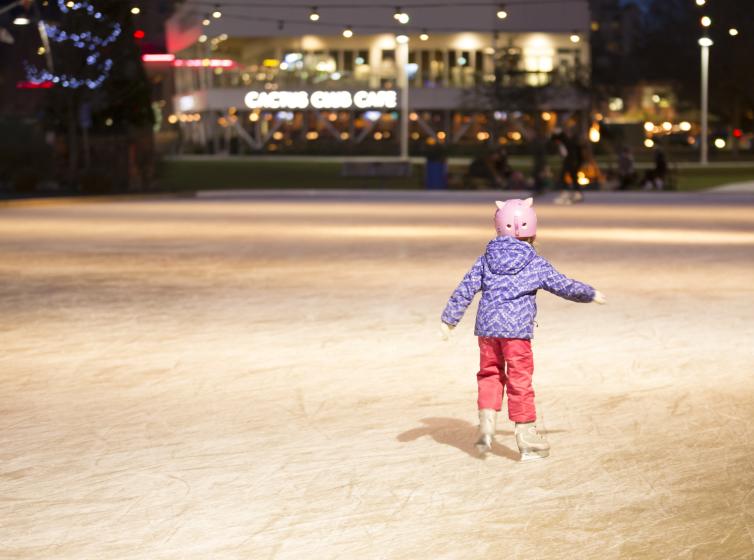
[354, 49, 370, 81]
[432, 50, 445, 86]
[420, 50, 431, 86]
[344, 50, 354, 72]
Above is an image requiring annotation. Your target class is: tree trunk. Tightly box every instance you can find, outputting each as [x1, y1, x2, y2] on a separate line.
[67, 95, 79, 187]
[732, 93, 741, 158]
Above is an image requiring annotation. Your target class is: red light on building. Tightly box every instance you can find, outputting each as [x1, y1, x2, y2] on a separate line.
[172, 59, 237, 68]
[733, 128, 743, 138]
[133, 29, 145, 40]
[16, 80, 54, 89]
[142, 54, 176, 63]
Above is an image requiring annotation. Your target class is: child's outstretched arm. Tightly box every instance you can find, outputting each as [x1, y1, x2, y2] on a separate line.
[536, 259, 601, 303]
[441, 257, 484, 327]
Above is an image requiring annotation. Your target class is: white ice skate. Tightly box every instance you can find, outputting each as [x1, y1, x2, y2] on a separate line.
[515, 422, 550, 462]
[475, 409, 497, 455]
[553, 191, 573, 205]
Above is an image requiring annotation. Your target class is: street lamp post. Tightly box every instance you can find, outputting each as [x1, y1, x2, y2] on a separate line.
[396, 36, 410, 161]
[698, 37, 713, 165]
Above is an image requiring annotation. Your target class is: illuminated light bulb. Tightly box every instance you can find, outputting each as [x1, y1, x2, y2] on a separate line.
[212, 5, 222, 18]
[198, 34, 207, 43]
[419, 30, 429, 41]
[589, 125, 600, 143]
[570, 33, 580, 43]
[309, 6, 320, 21]
[729, 28, 739, 36]
[701, 16, 711, 27]
[131, 7, 140, 15]
[395, 34, 409, 44]
[342, 26, 353, 38]
[496, 4, 507, 19]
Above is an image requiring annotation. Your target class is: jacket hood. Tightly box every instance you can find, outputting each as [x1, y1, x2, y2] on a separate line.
[483, 236, 536, 275]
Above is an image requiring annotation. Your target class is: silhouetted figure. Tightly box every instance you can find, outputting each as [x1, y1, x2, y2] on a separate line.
[642, 147, 668, 190]
[553, 129, 584, 204]
[530, 132, 548, 195]
[466, 146, 513, 189]
[617, 145, 636, 190]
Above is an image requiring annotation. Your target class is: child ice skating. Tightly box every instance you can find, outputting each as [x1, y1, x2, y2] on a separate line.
[440, 198, 606, 461]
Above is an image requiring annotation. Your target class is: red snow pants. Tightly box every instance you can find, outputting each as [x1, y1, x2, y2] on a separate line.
[476, 337, 536, 423]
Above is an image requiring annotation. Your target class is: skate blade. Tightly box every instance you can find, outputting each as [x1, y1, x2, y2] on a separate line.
[519, 449, 549, 462]
[475, 443, 491, 455]
[475, 437, 492, 455]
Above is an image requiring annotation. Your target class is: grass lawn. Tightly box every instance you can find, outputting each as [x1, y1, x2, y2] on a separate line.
[157, 158, 754, 192]
[668, 166, 754, 190]
[157, 160, 425, 191]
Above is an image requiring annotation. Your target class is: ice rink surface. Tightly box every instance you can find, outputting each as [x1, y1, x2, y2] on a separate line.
[1, 190, 754, 559]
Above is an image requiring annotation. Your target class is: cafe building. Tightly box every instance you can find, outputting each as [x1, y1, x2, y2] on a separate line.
[159, 1, 591, 155]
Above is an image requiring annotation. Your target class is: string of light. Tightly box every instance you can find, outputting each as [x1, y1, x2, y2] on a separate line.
[190, 0, 587, 35]
[185, 0, 583, 38]
[190, 0, 583, 9]
[189, 9, 565, 36]
[195, 11, 512, 33]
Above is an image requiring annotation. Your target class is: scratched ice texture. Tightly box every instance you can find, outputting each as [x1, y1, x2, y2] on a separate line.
[1, 192, 753, 559]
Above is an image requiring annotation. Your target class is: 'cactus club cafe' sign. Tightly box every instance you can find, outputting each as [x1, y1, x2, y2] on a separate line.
[244, 90, 398, 111]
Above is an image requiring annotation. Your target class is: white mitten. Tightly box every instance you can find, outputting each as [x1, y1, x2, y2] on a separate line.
[439, 322, 455, 341]
[592, 290, 607, 305]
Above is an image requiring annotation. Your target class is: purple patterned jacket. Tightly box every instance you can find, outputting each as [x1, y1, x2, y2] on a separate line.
[441, 236, 595, 339]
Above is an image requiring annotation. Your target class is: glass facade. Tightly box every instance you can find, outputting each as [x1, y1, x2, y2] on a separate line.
[174, 34, 588, 95]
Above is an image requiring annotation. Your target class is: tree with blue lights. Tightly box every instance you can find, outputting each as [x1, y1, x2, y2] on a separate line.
[24, 0, 154, 190]
[25, 0, 121, 89]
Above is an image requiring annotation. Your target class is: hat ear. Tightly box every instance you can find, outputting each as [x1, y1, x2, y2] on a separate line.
[495, 200, 506, 210]
[524, 197, 533, 207]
